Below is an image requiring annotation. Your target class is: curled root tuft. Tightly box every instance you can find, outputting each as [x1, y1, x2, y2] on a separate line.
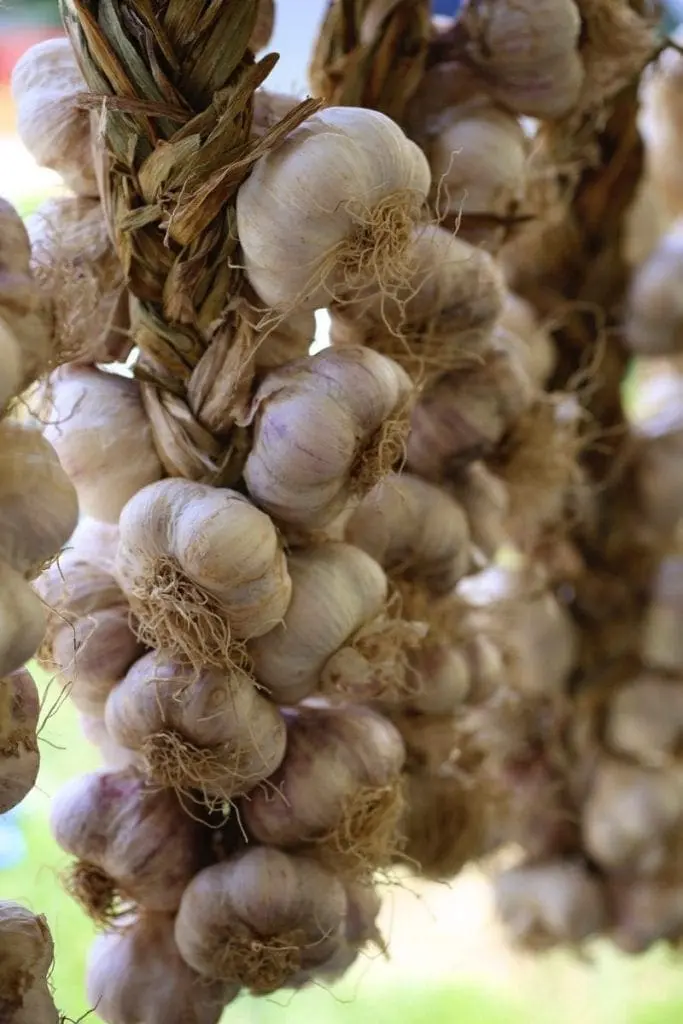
[351, 410, 411, 495]
[214, 930, 305, 994]
[127, 558, 251, 675]
[63, 861, 128, 928]
[140, 731, 256, 811]
[314, 781, 406, 878]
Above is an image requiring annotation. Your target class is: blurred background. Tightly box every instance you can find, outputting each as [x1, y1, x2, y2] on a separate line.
[3, 2, 683, 1023]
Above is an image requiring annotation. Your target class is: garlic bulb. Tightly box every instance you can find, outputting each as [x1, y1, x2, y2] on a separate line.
[27, 198, 131, 365]
[497, 293, 556, 386]
[0, 563, 48, 677]
[606, 675, 683, 765]
[0, 318, 22, 410]
[52, 607, 144, 718]
[0, 421, 78, 577]
[624, 220, 683, 355]
[105, 651, 286, 802]
[51, 768, 210, 922]
[42, 366, 162, 523]
[460, 0, 584, 119]
[407, 343, 535, 480]
[252, 89, 302, 138]
[0, 199, 51, 390]
[429, 100, 527, 229]
[495, 861, 606, 950]
[581, 759, 683, 875]
[250, 542, 421, 704]
[79, 714, 139, 771]
[611, 878, 683, 954]
[175, 848, 347, 993]
[243, 346, 412, 530]
[116, 479, 291, 670]
[242, 704, 405, 874]
[313, 880, 383, 984]
[449, 461, 511, 558]
[87, 912, 237, 1024]
[11, 37, 97, 196]
[0, 669, 40, 814]
[236, 106, 431, 310]
[329, 224, 504, 372]
[0, 902, 59, 1024]
[642, 550, 683, 673]
[345, 472, 471, 593]
[637, 420, 683, 533]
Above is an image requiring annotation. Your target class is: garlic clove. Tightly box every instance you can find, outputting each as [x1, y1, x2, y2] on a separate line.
[0, 563, 48, 678]
[0, 317, 22, 409]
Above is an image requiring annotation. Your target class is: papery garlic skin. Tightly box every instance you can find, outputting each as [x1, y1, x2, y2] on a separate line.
[0, 902, 59, 1024]
[105, 651, 287, 800]
[116, 479, 292, 668]
[11, 37, 97, 197]
[497, 293, 556, 386]
[242, 704, 405, 869]
[87, 912, 237, 1024]
[250, 543, 388, 704]
[237, 106, 431, 310]
[244, 346, 413, 530]
[0, 422, 78, 576]
[0, 563, 48, 678]
[495, 861, 607, 950]
[0, 668, 40, 814]
[50, 768, 210, 918]
[0, 318, 22, 410]
[42, 366, 162, 524]
[79, 714, 139, 771]
[175, 847, 347, 993]
[345, 472, 471, 593]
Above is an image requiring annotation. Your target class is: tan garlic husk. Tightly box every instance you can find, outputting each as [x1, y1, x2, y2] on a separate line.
[116, 479, 292, 671]
[243, 346, 413, 530]
[0, 902, 59, 1024]
[0, 668, 40, 814]
[605, 674, 683, 767]
[27, 198, 131, 365]
[236, 107, 431, 311]
[242, 704, 405, 875]
[642, 547, 683, 673]
[328, 225, 505, 377]
[0, 421, 78, 576]
[497, 292, 557, 386]
[449, 461, 511, 559]
[459, 0, 584, 119]
[345, 472, 471, 593]
[407, 341, 535, 481]
[50, 768, 210, 924]
[581, 758, 683, 876]
[174, 847, 347, 993]
[0, 199, 51, 392]
[105, 651, 286, 804]
[11, 37, 97, 197]
[250, 542, 425, 705]
[87, 912, 238, 1024]
[495, 860, 607, 950]
[624, 219, 683, 356]
[0, 563, 48, 678]
[254, 310, 316, 371]
[41, 366, 163, 523]
[428, 99, 528, 245]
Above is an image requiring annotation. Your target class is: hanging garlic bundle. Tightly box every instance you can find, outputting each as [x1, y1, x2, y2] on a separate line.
[0, 902, 60, 1023]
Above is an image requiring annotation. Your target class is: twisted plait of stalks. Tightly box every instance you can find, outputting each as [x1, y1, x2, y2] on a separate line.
[60, 0, 317, 483]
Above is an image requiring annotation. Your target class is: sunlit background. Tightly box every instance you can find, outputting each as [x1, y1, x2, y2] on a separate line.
[3, 3, 683, 1023]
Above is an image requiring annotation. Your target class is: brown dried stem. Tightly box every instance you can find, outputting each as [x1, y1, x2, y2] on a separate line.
[59, 0, 318, 482]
